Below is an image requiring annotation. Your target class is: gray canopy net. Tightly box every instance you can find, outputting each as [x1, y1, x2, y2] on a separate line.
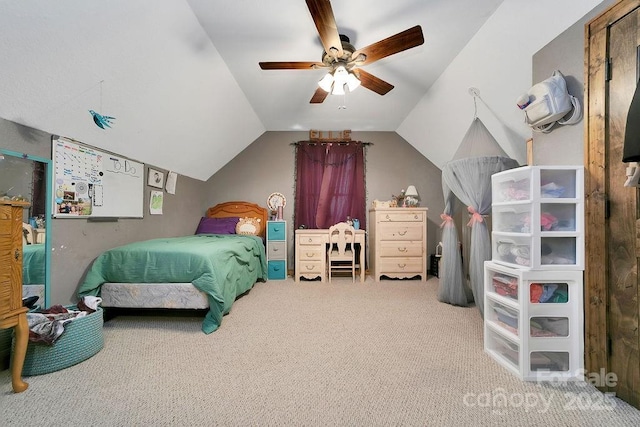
[438, 117, 519, 316]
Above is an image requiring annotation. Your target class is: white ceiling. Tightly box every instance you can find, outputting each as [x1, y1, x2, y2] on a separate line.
[0, 0, 504, 180]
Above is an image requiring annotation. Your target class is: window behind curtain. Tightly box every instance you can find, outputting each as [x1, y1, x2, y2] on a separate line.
[294, 142, 366, 230]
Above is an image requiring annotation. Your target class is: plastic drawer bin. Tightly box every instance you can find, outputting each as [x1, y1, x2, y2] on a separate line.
[15, 306, 104, 376]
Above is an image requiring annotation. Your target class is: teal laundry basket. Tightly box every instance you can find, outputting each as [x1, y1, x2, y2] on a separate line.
[16, 306, 104, 376]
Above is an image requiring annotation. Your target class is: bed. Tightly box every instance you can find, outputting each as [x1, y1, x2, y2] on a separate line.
[23, 243, 46, 285]
[77, 201, 269, 333]
[22, 243, 46, 306]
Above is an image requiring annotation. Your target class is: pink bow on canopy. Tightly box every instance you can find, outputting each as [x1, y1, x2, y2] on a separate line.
[467, 206, 484, 227]
[440, 213, 453, 228]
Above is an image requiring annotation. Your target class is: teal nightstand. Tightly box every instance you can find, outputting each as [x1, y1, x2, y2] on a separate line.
[266, 220, 287, 280]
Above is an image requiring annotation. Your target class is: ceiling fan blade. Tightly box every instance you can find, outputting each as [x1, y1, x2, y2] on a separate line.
[310, 87, 329, 103]
[259, 61, 325, 70]
[306, 0, 343, 60]
[352, 25, 424, 66]
[355, 69, 394, 95]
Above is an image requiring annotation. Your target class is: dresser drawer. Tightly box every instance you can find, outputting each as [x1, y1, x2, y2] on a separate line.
[267, 241, 286, 260]
[267, 221, 286, 241]
[0, 279, 11, 313]
[297, 234, 325, 246]
[378, 258, 424, 273]
[0, 218, 11, 236]
[378, 223, 423, 241]
[267, 260, 287, 280]
[378, 241, 423, 257]
[298, 247, 323, 261]
[298, 260, 323, 274]
[377, 211, 424, 223]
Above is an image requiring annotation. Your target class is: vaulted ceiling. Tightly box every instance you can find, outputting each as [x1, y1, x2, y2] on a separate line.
[0, 1, 504, 180]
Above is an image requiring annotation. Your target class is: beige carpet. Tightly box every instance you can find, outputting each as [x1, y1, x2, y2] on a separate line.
[2, 276, 640, 426]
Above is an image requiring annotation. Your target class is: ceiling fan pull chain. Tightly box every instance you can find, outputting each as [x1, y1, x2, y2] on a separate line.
[339, 92, 347, 110]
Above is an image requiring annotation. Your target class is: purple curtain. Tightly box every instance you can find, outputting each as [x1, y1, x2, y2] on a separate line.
[294, 142, 366, 230]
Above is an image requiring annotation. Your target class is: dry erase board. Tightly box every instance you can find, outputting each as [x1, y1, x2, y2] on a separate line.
[52, 136, 144, 218]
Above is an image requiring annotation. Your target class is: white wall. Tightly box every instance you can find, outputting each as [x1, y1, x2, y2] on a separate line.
[397, 0, 606, 168]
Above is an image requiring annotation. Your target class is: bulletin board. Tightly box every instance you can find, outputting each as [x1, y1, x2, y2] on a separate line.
[52, 136, 144, 218]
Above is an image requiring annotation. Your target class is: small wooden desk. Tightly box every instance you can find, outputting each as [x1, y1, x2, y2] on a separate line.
[295, 229, 366, 282]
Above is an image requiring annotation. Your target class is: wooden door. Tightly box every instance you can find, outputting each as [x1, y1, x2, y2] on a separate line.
[586, 0, 640, 408]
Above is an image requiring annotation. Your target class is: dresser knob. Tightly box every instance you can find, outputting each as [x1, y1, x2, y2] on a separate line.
[398, 263, 406, 269]
[385, 215, 390, 220]
[398, 230, 407, 236]
[398, 247, 407, 252]
[306, 252, 314, 257]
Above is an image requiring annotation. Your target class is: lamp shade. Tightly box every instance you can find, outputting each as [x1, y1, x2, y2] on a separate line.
[405, 185, 419, 198]
[318, 73, 334, 92]
[346, 72, 361, 92]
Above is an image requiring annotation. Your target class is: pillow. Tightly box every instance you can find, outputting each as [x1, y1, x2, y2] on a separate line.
[195, 217, 239, 235]
[235, 217, 262, 236]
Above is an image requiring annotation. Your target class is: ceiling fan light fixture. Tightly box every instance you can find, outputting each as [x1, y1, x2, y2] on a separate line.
[332, 82, 346, 96]
[318, 73, 334, 92]
[346, 72, 361, 92]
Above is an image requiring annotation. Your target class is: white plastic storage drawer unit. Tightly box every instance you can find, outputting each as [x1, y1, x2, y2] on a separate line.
[491, 166, 584, 270]
[483, 261, 584, 381]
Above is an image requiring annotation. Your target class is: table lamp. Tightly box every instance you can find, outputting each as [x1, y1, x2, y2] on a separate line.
[404, 185, 420, 207]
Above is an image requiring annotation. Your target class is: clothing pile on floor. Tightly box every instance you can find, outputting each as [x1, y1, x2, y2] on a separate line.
[26, 296, 102, 345]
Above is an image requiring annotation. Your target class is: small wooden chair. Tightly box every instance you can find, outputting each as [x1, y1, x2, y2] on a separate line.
[327, 222, 356, 282]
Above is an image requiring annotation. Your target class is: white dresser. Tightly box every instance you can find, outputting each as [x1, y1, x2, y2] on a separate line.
[294, 229, 327, 282]
[369, 207, 428, 281]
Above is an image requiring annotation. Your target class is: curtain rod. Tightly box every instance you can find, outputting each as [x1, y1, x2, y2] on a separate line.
[290, 141, 373, 146]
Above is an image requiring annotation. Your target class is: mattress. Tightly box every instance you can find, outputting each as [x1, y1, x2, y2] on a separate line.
[101, 283, 208, 309]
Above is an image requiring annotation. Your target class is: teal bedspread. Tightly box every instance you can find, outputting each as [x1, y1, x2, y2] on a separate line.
[77, 234, 267, 333]
[23, 243, 45, 285]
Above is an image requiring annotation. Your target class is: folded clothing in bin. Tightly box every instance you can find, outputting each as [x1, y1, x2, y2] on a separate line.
[493, 306, 518, 330]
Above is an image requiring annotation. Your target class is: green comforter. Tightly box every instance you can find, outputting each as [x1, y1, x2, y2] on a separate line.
[23, 243, 45, 285]
[77, 234, 267, 333]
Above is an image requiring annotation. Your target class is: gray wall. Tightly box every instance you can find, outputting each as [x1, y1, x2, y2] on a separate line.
[2, 120, 443, 306]
[532, 0, 617, 164]
[1, 117, 206, 305]
[205, 131, 445, 268]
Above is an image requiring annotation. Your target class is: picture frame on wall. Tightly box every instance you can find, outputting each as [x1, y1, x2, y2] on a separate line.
[147, 168, 164, 189]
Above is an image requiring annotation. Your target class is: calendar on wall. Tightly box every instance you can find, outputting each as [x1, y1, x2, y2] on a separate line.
[52, 136, 144, 218]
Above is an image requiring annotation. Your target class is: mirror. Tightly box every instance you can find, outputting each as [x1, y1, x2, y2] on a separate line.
[0, 149, 52, 308]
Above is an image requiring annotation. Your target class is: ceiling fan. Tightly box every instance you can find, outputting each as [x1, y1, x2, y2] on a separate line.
[258, 0, 424, 104]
